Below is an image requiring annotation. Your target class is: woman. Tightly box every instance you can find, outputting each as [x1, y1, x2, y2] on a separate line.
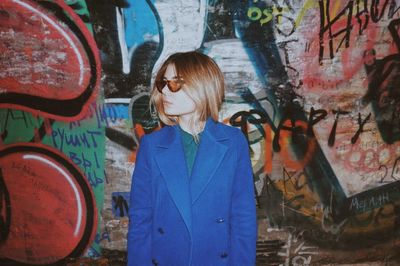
[127, 51, 257, 265]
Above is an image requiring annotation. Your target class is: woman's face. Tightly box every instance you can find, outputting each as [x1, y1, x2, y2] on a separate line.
[161, 64, 197, 119]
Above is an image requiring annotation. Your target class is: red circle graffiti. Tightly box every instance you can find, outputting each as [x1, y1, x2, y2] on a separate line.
[0, 0, 90, 99]
[334, 135, 397, 175]
[0, 144, 97, 264]
[0, 0, 101, 121]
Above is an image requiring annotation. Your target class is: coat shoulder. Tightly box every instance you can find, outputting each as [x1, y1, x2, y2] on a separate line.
[139, 125, 173, 144]
[215, 122, 246, 142]
[217, 122, 240, 133]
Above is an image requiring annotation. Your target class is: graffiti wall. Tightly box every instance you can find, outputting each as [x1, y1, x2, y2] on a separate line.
[2, 0, 400, 265]
[0, 0, 103, 264]
[90, 0, 400, 264]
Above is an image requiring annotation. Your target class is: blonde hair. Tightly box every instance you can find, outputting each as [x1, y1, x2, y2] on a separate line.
[150, 51, 225, 132]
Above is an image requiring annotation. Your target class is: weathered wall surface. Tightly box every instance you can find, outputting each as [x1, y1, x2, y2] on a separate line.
[1, 0, 400, 265]
[0, 0, 104, 264]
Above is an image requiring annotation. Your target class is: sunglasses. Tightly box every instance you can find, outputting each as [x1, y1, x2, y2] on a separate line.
[156, 77, 185, 93]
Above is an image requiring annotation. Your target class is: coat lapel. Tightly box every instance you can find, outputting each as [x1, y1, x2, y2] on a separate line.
[154, 126, 192, 237]
[190, 118, 229, 204]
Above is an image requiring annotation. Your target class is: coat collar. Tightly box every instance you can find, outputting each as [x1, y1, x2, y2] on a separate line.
[154, 117, 229, 236]
[156, 117, 229, 148]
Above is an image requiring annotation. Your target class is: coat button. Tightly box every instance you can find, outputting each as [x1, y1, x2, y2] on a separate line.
[220, 252, 228, 258]
[216, 218, 225, 223]
[152, 258, 159, 265]
[158, 227, 164, 234]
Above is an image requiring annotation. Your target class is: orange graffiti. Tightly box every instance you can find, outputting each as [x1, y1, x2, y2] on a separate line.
[264, 120, 317, 172]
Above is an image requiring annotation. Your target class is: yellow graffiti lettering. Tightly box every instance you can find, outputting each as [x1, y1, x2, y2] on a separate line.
[272, 6, 290, 24]
[260, 8, 273, 25]
[247, 6, 262, 21]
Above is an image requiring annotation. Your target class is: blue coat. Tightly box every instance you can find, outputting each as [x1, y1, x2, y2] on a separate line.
[127, 118, 257, 266]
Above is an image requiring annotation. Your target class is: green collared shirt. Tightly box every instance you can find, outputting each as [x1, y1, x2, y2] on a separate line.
[179, 127, 202, 177]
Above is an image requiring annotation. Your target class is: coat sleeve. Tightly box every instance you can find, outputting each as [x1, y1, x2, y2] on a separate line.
[127, 135, 153, 266]
[230, 131, 257, 265]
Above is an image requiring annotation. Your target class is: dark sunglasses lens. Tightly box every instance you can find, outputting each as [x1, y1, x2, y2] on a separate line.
[156, 80, 166, 92]
[168, 81, 182, 92]
[156, 79, 183, 92]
